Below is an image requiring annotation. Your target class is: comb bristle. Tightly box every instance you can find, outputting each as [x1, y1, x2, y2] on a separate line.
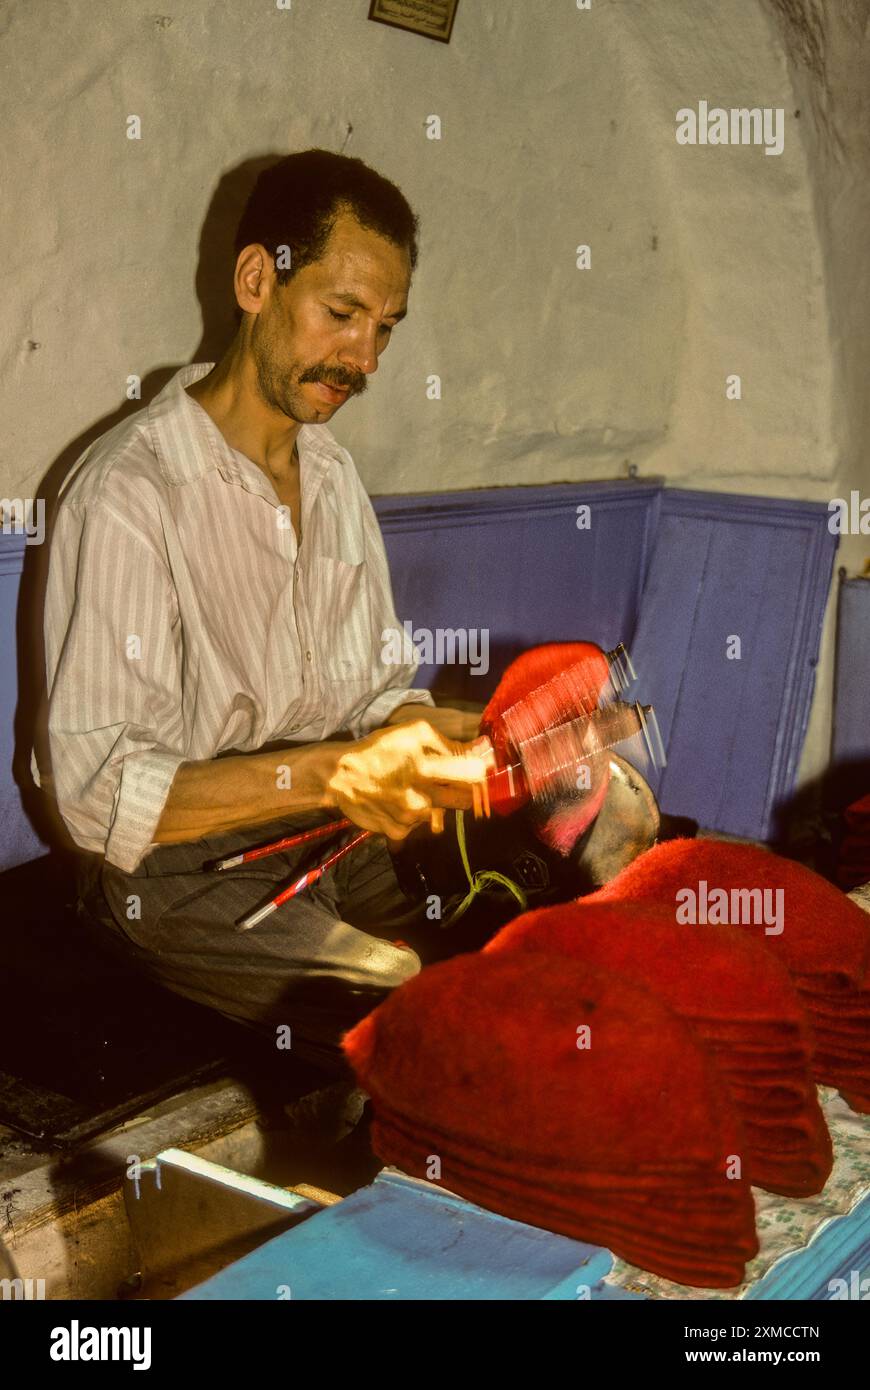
[480, 643, 614, 766]
[521, 706, 653, 856]
[515, 704, 650, 804]
[501, 660, 616, 750]
[517, 723, 605, 802]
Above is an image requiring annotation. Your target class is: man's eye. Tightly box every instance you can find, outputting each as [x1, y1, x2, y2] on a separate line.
[327, 308, 351, 321]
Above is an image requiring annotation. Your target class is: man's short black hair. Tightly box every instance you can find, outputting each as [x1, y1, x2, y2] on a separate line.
[234, 148, 419, 285]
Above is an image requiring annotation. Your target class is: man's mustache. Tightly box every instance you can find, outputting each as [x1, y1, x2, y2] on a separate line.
[300, 368, 366, 395]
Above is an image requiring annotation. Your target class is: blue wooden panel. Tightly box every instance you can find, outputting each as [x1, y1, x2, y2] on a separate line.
[180, 1168, 617, 1302]
[374, 481, 660, 704]
[0, 535, 49, 871]
[833, 577, 870, 769]
[0, 482, 835, 867]
[625, 491, 837, 840]
[2, 484, 658, 871]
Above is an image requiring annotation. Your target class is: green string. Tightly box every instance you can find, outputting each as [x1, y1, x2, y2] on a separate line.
[441, 809, 529, 926]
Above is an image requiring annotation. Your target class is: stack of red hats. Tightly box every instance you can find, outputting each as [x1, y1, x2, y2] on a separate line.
[591, 839, 870, 1113]
[484, 900, 832, 1197]
[836, 793, 870, 891]
[344, 950, 758, 1288]
[480, 640, 610, 759]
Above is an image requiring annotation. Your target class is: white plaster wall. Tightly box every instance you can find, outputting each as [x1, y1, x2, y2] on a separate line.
[0, 0, 681, 493]
[2, 0, 868, 795]
[616, 0, 836, 488]
[758, 0, 870, 796]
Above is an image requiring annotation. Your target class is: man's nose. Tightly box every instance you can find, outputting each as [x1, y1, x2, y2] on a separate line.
[339, 327, 380, 376]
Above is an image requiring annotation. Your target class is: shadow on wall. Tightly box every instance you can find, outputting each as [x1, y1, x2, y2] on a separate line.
[16, 154, 284, 853]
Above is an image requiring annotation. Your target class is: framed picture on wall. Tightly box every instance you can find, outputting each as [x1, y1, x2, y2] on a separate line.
[368, 0, 459, 45]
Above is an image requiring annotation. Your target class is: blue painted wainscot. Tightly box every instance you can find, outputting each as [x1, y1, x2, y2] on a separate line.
[375, 482, 837, 844]
[832, 576, 870, 779]
[1, 480, 838, 869]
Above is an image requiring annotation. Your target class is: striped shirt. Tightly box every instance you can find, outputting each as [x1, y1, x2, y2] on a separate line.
[33, 362, 433, 873]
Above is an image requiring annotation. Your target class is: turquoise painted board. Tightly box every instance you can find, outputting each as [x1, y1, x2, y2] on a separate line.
[181, 1169, 617, 1302]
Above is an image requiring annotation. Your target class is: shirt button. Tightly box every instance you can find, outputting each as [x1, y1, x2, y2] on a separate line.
[305, 651, 312, 662]
[289, 723, 301, 733]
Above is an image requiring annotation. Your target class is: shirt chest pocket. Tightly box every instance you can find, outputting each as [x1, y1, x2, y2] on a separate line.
[306, 553, 373, 682]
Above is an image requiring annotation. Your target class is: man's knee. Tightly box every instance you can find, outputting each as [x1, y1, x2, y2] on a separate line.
[362, 939, 422, 991]
[260, 946, 422, 1062]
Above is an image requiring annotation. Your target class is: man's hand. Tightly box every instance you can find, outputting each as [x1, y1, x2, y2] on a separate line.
[325, 718, 489, 843]
[384, 703, 482, 742]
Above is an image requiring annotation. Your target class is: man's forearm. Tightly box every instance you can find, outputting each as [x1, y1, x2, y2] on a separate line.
[384, 702, 483, 740]
[152, 704, 484, 847]
[152, 740, 346, 845]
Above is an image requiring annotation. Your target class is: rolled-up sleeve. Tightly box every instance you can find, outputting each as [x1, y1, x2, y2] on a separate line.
[340, 491, 434, 740]
[44, 497, 187, 872]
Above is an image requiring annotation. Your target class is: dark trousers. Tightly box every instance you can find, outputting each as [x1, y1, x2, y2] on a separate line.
[76, 812, 434, 1073]
[76, 808, 588, 1073]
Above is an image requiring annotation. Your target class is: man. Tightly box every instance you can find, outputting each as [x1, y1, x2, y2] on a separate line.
[34, 149, 489, 1070]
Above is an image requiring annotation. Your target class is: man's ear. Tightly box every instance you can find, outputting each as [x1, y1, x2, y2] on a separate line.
[234, 243, 272, 315]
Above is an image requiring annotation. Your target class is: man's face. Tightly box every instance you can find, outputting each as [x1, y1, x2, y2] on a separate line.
[247, 210, 410, 423]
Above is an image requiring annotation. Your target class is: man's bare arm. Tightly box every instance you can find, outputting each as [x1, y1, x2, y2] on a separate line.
[153, 719, 489, 848]
[383, 703, 482, 741]
[153, 740, 345, 845]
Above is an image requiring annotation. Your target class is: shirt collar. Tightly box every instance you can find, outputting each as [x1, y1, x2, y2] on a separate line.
[147, 363, 342, 510]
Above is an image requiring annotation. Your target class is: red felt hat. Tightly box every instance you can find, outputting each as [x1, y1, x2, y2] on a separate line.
[484, 899, 831, 1197]
[589, 839, 870, 1109]
[480, 641, 612, 760]
[590, 839, 870, 985]
[373, 1117, 757, 1288]
[836, 793, 870, 890]
[479, 642, 613, 845]
[343, 949, 757, 1287]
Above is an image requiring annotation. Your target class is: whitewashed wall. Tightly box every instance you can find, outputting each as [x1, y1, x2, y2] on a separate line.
[2, 0, 868, 792]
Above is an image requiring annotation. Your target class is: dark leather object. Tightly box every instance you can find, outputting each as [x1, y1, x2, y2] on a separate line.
[392, 754, 661, 911]
[570, 753, 661, 892]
